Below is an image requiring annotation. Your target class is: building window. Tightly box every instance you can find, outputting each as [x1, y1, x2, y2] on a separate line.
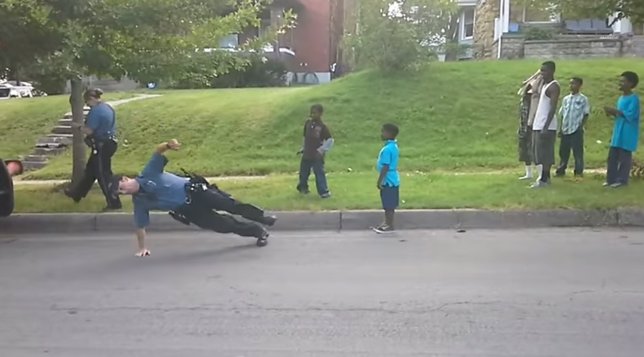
[219, 34, 239, 49]
[461, 7, 475, 39]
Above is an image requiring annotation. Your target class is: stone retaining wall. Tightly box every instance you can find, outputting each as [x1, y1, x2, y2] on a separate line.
[495, 35, 644, 60]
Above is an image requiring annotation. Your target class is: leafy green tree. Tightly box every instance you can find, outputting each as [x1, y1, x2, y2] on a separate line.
[347, 0, 458, 71]
[519, 0, 644, 25]
[0, 0, 293, 183]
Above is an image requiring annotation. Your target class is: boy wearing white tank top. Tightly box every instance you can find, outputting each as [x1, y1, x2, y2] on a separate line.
[531, 61, 561, 188]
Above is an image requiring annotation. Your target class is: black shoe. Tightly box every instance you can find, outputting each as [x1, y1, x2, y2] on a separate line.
[554, 171, 565, 177]
[256, 229, 269, 247]
[261, 215, 277, 227]
[63, 188, 81, 203]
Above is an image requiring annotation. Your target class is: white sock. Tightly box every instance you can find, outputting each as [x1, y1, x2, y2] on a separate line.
[519, 165, 533, 179]
[535, 164, 543, 181]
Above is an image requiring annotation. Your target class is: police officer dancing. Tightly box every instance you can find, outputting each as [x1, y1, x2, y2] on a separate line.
[110, 138, 276, 257]
[65, 88, 122, 209]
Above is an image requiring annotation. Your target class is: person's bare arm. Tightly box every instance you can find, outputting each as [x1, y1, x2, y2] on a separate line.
[542, 83, 561, 132]
[377, 164, 390, 189]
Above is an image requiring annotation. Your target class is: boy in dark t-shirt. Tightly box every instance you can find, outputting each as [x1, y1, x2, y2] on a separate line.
[297, 104, 334, 198]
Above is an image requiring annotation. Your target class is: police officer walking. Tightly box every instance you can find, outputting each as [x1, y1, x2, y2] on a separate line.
[65, 88, 121, 209]
[110, 139, 276, 257]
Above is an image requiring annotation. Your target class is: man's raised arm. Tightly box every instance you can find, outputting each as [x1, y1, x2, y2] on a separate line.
[141, 139, 182, 177]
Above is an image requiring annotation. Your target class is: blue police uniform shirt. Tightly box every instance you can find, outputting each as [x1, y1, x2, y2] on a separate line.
[86, 102, 116, 140]
[610, 93, 641, 152]
[132, 153, 190, 228]
[376, 139, 400, 187]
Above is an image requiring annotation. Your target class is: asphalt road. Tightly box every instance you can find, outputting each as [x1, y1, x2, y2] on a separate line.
[1, 228, 644, 357]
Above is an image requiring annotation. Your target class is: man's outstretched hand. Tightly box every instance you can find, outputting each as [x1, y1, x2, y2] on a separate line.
[167, 139, 181, 150]
[135, 249, 151, 257]
[158, 139, 181, 154]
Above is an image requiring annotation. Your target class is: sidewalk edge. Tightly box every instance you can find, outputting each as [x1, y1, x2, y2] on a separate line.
[1, 209, 638, 234]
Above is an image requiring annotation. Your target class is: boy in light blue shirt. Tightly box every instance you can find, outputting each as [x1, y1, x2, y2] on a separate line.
[603, 71, 640, 188]
[372, 123, 400, 234]
[555, 77, 590, 178]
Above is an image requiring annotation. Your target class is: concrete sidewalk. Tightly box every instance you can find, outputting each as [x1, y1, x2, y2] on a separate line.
[12, 169, 610, 186]
[2, 208, 644, 234]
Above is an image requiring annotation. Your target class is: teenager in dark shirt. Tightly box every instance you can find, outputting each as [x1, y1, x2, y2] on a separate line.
[297, 104, 334, 198]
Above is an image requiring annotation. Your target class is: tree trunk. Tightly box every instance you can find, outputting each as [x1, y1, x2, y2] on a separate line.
[69, 77, 86, 186]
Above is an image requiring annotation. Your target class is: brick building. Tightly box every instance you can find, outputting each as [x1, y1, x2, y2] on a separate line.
[237, 0, 356, 84]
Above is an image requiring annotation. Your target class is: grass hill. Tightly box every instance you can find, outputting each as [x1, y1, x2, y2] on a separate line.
[3, 58, 644, 180]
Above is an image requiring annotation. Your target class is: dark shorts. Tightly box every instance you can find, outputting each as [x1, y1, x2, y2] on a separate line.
[380, 186, 400, 210]
[533, 130, 556, 166]
[517, 126, 533, 163]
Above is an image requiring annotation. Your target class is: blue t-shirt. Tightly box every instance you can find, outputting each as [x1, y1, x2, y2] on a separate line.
[610, 93, 641, 152]
[86, 102, 116, 140]
[376, 140, 400, 187]
[132, 153, 190, 228]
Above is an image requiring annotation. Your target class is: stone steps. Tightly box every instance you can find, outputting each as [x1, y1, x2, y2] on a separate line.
[63, 108, 90, 120]
[52, 125, 73, 135]
[35, 134, 73, 148]
[21, 160, 49, 171]
[26, 126, 78, 172]
[21, 154, 50, 171]
[23, 154, 48, 162]
[33, 147, 67, 156]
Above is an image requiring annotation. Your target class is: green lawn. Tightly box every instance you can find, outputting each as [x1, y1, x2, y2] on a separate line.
[13, 172, 644, 213]
[0, 92, 134, 159]
[4, 58, 644, 180]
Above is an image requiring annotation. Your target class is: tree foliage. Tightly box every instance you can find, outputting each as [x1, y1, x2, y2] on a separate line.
[347, 0, 458, 72]
[520, 0, 644, 25]
[0, 0, 289, 83]
[0, 0, 294, 183]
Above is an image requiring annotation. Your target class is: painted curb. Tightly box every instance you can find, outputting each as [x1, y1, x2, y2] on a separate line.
[1, 209, 641, 234]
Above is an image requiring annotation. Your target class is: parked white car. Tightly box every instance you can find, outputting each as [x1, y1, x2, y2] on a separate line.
[0, 81, 35, 99]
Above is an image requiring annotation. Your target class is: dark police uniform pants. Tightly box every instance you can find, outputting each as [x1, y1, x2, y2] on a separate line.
[178, 187, 271, 238]
[70, 139, 121, 208]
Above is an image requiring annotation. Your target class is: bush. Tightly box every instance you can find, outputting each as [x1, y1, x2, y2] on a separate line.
[524, 27, 555, 40]
[165, 52, 287, 89]
[346, 0, 458, 72]
[211, 56, 287, 88]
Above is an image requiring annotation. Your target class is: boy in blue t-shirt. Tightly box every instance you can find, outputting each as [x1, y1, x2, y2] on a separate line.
[603, 71, 640, 188]
[372, 123, 400, 234]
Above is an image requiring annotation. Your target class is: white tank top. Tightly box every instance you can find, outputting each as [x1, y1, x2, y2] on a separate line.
[532, 80, 559, 131]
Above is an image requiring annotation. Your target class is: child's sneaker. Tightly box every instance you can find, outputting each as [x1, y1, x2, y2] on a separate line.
[372, 224, 395, 234]
[369, 223, 386, 232]
[320, 192, 331, 199]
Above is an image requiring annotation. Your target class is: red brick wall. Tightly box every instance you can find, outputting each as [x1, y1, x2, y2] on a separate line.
[291, 0, 332, 73]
